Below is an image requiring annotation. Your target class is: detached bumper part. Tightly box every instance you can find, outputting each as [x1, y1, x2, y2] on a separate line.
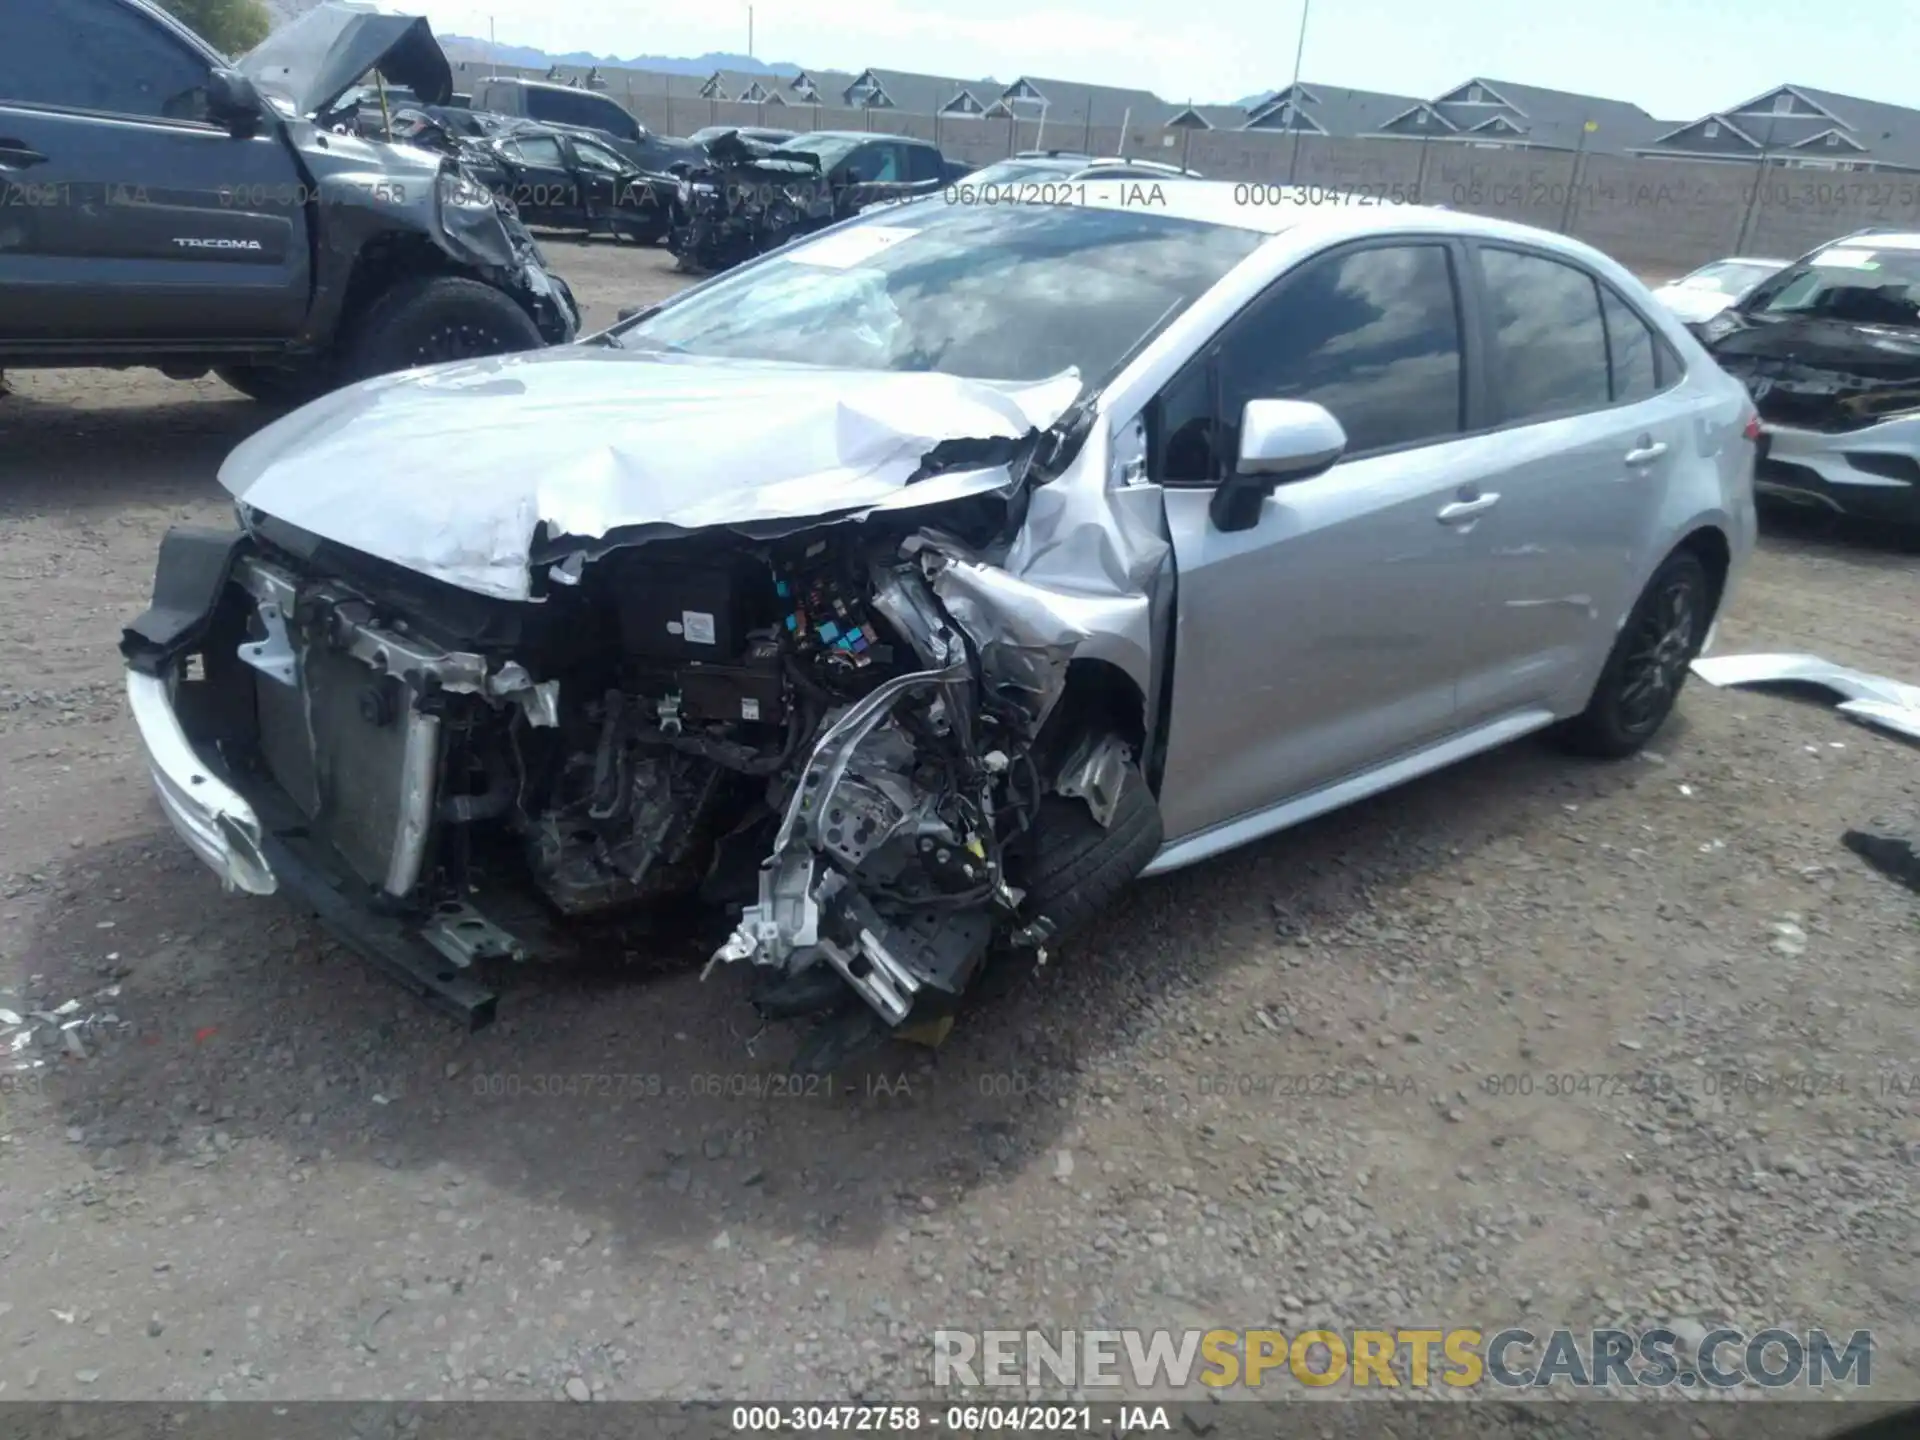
[125, 669, 276, 896]
[1689, 652, 1920, 744]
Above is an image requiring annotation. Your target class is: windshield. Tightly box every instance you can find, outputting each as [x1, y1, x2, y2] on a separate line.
[1753, 246, 1920, 326]
[612, 200, 1264, 386]
[1678, 260, 1782, 296]
[961, 159, 1083, 186]
[777, 133, 865, 166]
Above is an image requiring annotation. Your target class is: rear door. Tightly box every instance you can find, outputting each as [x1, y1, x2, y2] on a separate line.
[1155, 239, 1486, 842]
[0, 0, 310, 345]
[1450, 244, 1688, 722]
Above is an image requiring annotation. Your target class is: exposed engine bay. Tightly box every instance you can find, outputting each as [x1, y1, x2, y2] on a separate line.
[132, 496, 1146, 1065]
[667, 131, 836, 274]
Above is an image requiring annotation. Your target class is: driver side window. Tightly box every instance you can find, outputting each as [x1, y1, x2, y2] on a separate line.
[1, 0, 212, 123]
[1153, 242, 1466, 485]
[867, 144, 903, 182]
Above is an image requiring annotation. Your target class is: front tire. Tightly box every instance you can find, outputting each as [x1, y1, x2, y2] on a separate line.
[1017, 754, 1163, 943]
[1553, 550, 1711, 758]
[343, 275, 545, 383]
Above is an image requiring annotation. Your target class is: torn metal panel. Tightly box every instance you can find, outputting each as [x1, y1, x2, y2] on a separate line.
[923, 553, 1089, 732]
[218, 357, 1081, 601]
[1055, 732, 1132, 828]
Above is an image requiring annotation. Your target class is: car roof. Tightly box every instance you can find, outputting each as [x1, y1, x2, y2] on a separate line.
[1002, 180, 1656, 262]
[1828, 232, 1920, 250]
[790, 130, 921, 143]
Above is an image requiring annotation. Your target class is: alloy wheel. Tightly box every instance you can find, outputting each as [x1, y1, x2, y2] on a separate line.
[1617, 576, 1699, 732]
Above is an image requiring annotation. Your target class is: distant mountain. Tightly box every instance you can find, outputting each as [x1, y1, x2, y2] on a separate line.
[440, 40, 801, 77]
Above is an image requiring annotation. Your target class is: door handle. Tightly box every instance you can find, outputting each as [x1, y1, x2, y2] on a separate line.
[1624, 440, 1669, 466]
[1437, 493, 1501, 524]
[0, 140, 49, 168]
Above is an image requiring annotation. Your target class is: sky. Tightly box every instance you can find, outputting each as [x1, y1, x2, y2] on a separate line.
[412, 0, 1913, 119]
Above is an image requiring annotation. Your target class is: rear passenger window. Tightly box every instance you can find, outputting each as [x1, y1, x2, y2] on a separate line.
[1478, 247, 1610, 422]
[1600, 287, 1660, 402]
[1, 0, 211, 122]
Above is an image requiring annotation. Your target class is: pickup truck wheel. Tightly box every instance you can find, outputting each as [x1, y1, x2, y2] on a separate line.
[344, 275, 545, 382]
[213, 363, 328, 406]
[1553, 550, 1709, 759]
[1016, 755, 1163, 944]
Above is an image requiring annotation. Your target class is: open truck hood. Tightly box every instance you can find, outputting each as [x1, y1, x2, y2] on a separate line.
[239, 0, 452, 117]
[218, 347, 1081, 601]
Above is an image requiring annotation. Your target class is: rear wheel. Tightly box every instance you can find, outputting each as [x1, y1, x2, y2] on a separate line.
[1553, 550, 1710, 758]
[343, 275, 545, 383]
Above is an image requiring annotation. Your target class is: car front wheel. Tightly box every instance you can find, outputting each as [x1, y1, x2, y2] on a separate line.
[344, 275, 546, 382]
[1554, 549, 1712, 758]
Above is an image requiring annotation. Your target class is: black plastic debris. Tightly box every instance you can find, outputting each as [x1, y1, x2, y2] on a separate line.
[1842, 821, 1920, 896]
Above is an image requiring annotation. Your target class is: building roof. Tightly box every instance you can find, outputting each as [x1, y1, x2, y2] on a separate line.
[1160, 103, 1249, 130]
[990, 75, 1170, 129]
[784, 68, 861, 105]
[699, 69, 790, 103]
[1244, 81, 1424, 135]
[843, 67, 980, 114]
[1372, 77, 1663, 153]
[1635, 84, 1920, 170]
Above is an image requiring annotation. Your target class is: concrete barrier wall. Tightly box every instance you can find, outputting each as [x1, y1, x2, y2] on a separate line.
[454, 65, 1920, 273]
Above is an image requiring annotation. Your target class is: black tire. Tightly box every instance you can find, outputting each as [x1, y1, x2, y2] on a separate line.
[343, 275, 545, 384]
[1553, 549, 1711, 759]
[213, 362, 329, 406]
[1017, 755, 1163, 942]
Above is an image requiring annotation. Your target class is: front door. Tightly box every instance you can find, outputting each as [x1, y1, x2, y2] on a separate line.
[0, 0, 309, 345]
[1154, 239, 1489, 844]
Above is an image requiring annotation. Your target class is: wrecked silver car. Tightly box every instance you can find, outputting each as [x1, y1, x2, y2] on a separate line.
[121, 189, 1756, 1064]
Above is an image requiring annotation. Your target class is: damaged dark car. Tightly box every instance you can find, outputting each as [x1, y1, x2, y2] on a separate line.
[0, 0, 578, 404]
[1700, 229, 1920, 527]
[121, 190, 1756, 1069]
[668, 129, 958, 274]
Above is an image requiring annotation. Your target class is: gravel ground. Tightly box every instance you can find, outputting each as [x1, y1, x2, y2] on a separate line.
[0, 237, 1917, 1418]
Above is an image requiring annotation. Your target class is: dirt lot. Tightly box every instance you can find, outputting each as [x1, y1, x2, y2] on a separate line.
[0, 237, 1917, 1417]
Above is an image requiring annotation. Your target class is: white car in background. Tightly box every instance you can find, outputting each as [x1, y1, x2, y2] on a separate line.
[1651, 257, 1790, 330]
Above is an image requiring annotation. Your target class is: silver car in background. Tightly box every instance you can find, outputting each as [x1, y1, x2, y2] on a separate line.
[1650, 256, 1789, 331]
[121, 185, 1758, 1062]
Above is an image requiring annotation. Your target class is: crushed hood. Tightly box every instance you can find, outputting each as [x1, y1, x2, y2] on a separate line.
[219, 348, 1081, 601]
[239, 1, 452, 117]
[1710, 314, 1920, 374]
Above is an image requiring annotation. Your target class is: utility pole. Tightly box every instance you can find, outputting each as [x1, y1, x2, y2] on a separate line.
[1284, 0, 1312, 183]
[748, 6, 754, 58]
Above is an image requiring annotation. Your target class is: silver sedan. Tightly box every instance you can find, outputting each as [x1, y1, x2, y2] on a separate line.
[122, 183, 1759, 1062]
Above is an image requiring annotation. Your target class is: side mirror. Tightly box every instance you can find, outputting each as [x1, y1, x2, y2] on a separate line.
[207, 68, 266, 135]
[1208, 399, 1347, 533]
